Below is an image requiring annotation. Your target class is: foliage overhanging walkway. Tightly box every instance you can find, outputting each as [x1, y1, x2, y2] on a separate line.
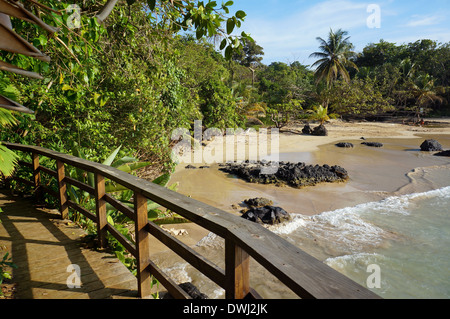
[0, 192, 138, 299]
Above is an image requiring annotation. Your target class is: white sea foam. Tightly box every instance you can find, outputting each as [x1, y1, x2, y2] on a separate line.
[325, 252, 386, 270]
[270, 186, 450, 255]
[162, 262, 192, 284]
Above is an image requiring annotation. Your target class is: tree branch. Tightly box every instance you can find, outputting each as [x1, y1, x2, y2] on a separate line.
[96, 0, 120, 23]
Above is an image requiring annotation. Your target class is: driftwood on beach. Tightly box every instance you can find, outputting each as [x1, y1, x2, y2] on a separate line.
[219, 160, 349, 188]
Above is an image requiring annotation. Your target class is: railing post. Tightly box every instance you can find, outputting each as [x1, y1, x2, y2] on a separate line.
[31, 152, 42, 200]
[94, 173, 107, 248]
[225, 240, 250, 299]
[56, 160, 68, 219]
[134, 192, 151, 298]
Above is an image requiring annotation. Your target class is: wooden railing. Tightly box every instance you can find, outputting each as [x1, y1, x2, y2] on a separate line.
[2, 142, 381, 299]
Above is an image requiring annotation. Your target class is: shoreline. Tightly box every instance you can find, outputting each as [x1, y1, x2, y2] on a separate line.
[155, 119, 450, 255]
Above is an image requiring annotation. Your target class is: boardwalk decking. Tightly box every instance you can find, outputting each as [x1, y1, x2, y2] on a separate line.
[0, 192, 138, 299]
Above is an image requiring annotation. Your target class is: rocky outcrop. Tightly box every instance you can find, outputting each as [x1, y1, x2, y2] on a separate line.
[434, 150, 450, 157]
[335, 142, 354, 148]
[312, 124, 328, 136]
[361, 142, 383, 147]
[243, 197, 273, 208]
[302, 123, 328, 136]
[219, 160, 349, 188]
[420, 139, 443, 152]
[302, 124, 312, 135]
[241, 206, 291, 225]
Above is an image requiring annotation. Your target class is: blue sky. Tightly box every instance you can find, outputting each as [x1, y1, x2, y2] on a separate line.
[230, 0, 450, 66]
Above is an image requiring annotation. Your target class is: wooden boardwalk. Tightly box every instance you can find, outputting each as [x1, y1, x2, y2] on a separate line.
[0, 192, 138, 299]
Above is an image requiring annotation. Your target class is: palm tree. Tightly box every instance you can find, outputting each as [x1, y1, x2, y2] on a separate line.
[309, 29, 358, 88]
[409, 74, 445, 120]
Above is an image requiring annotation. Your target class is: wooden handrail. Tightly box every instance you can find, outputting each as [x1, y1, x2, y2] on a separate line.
[2, 142, 381, 299]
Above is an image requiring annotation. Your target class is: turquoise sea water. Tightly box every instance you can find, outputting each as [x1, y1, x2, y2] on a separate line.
[271, 185, 450, 298]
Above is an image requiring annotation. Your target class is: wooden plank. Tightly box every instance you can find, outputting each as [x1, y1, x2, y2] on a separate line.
[64, 176, 95, 195]
[0, 194, 137, 299]
[67, 200, 96, 222]
[104, 193, 134, 221]
[12, 175, 34, 186]
[225, 240, 250, 299]
[134, 192, 151, 298]
[106, 223, 136, 257]
[146, 221, 226, 288]
[39, 165, 57, 177]
[95, 173, 107, 248]
[31, 152, 42, 199]
[17, 160, 32, 169]
[56, 160, 68, 219]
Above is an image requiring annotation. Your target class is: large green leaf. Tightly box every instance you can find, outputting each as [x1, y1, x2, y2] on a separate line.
[152, 173, 170, 187]
[103, 145, 122, 166]
[152, 216, 191, 225]
[0, 144, 18, 177]
[116, 161, 152, 173]
[111, 156, 137, 168]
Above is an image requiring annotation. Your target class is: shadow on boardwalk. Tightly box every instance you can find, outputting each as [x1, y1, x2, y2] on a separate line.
[0, 191, 138, 299]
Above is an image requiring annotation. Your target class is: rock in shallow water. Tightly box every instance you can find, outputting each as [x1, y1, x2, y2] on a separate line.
[241, 206, 291, 225]
[420, 139, 443, 152]
[361, 142, 383, 147]
[335, 142, 354, 148]
[434, 150, 450, 157]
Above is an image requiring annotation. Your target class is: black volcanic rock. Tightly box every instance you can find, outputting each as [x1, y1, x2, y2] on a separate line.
[241, 206, 291, 225]
[219, 161, 348, 188]
[420, 139, 443, 152]
[312, 124, 328, 136]
[361, 142, 383, 147]
[335, 142, 354, 148]
[434, 150, 450, 157]
[302, 124, 313, 135]
[243, 197, 273, 208]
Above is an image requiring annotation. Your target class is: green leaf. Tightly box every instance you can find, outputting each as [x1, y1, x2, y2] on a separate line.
[0, 144, 18, 177]
[148, 209, 159, 220]
[147, 0, 156, 10]
[225, 45, 233, 59]
[196, 27, 204, 39]
[219, 38, 227, 50]
[105, 183, 129, 193]
[116, 161, 152, 173]
[102, 145, 122, 166]
[153, 216, 191, 225]
[152, 173, 171, 187]
[61, 84, 72, 91]
[235, 10, 246, 19]
[111, 156, 137, 168]
[107, 214, 114, 226]
[226, 18, 235, 34]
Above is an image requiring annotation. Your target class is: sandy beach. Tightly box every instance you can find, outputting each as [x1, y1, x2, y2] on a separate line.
[145, 119, 450, 298]
[152, 119, 450, 253]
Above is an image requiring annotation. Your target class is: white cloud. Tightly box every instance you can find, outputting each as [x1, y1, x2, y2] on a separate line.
[406, 14, 444, 27]
[243, 0, 372, 64]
